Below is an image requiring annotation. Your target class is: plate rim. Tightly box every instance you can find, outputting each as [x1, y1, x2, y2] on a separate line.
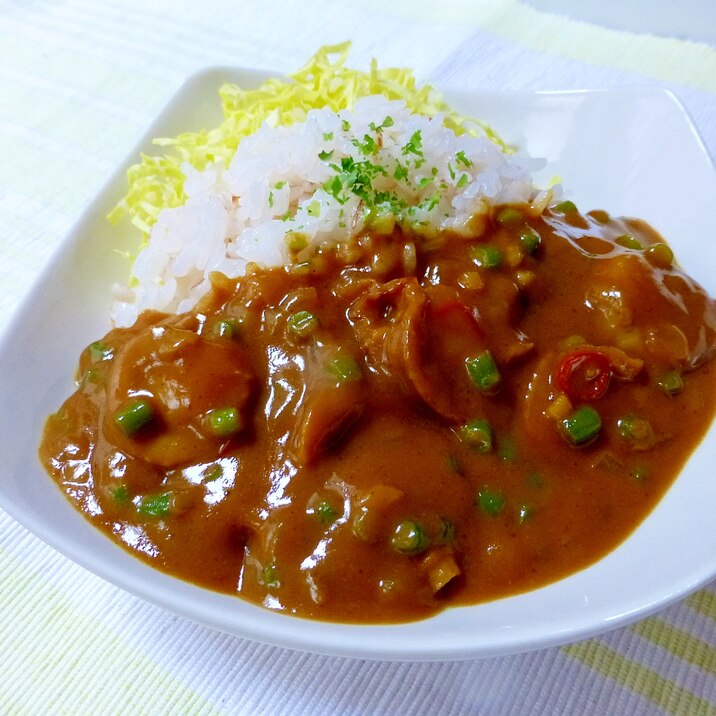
[0, 68, 714, 661]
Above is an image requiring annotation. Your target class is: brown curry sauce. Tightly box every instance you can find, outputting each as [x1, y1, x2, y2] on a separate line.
[40, 205, 716, 623]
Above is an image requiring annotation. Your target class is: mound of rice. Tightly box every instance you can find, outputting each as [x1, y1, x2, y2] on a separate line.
[111, 96, 552, 327]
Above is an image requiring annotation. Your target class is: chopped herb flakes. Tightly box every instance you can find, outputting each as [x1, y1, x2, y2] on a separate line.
[456, 150, 472, 167]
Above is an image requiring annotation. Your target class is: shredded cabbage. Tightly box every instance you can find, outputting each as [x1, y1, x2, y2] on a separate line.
[108, 42, 508, 239]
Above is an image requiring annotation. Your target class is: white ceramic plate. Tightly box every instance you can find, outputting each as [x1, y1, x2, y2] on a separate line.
[1, 69, 715, 661]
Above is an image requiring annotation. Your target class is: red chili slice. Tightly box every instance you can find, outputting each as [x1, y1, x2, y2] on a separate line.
[556, 349, 613, 401]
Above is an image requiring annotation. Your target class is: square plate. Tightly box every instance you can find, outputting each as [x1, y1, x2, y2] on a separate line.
[0, 68, 714, 660]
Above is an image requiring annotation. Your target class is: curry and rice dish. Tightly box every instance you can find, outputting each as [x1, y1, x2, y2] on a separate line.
[39, 47, 716, 623]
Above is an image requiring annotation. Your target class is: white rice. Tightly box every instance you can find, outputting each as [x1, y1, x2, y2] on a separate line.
[111, 96, 551, 327]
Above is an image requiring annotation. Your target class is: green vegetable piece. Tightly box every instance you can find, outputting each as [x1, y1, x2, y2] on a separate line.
[459, 419, 493, 453]
[519, 227, 541, 254]
[560, 405, 602, 446]
[446, 454, 464, 475]
[657, 370, 683, 396]
[590, 210, 610, 224]
[497, 436, 518, 462]
[261, 564, 281, 588]
[285, 231, 309, 252]
[477, 489, 506, 517]
[517, 503, 534, 524]
[455, 150, 472, 167]
[80, 368, 101, 390]
[437, 517, 456, 545]
[213, 318, 238, 338]
[645, 243, 674, 268]
[203, 464, 223, 482]
[315, 500, 338, 525]
[554, 200, 577, 214]
[496, 207, 524, 227]
[114, 398, 154, 437]
[470, 245, 503, 269]
[138, 492, 171, 518]
[111, 485, 130, 504]
[327, 356, 362, 383]
[89, 341, 113, 363]
[288, 310, 319, 338]
[465, 352, 502, 395]
[206, 407, 242, 438]
[615, 234, 643, 250]
[617, 414, 653, 442]
[631, 465, 648, 482]
[391, 520, 430, 555]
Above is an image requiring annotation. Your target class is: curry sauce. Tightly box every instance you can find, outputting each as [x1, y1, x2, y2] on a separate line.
[40, 204, 716, 622]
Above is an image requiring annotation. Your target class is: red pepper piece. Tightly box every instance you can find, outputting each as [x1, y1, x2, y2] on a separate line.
[556, 349, 613, 401]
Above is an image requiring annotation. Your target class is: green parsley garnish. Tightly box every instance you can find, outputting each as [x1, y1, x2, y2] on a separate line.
[369, 116, 394, 132]
[393, 162, 409, 181]
[402, 130, 423, 159]
[456, 150, 472, 167]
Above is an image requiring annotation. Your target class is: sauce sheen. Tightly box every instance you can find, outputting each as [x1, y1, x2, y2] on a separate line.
[40, 206, 716, 623]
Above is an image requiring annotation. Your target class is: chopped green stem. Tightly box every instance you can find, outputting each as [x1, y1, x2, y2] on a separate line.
[560, 405, 601, 446]
[138, 492, 171, 517]
[288, 310, 319, 338]
[261, 564, 281, 588]
[496, 207, 524, 226]
[470, 245, 503, 269]
[327, 355, 362, 383]
[617, 414, 653, 442]
[114, 398, 154, 437]
[465, 352, 502, 395]
[203, 464, 223, 482]
[206, 407, 242, 437]
[519, 227, 541, 254]
[657, 370, 683, 396]
[391, 520, 430, 554]
[497, 436, 518, 462]
[459, 419, 493, 453]
[315, 500, 339, 525]
[438, 517, 456, 545]
[111, 485, 130, 504]
[89, 341, 113, 363]
[213, 318, 238, 338]
[477, 489, 505, 517]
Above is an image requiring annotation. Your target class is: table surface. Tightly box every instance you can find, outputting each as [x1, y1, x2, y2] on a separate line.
[1, 1, 715, 714]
